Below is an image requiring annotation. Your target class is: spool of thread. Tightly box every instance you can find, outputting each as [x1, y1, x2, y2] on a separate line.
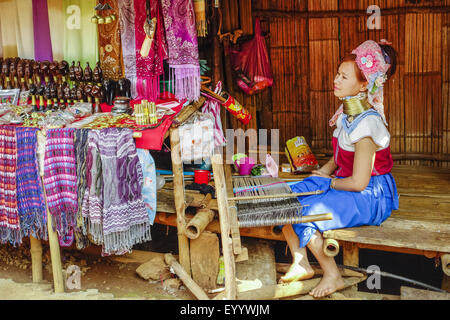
[323, 238, 340, 257]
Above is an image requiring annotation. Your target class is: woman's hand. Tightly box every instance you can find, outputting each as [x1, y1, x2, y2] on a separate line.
[310, 170, 333, 179]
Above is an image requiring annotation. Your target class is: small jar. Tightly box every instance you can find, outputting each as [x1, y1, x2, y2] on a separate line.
[111, 96, 132, 115]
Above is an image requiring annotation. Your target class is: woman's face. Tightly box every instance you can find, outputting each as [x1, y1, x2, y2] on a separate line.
[333, 61, 367, 98]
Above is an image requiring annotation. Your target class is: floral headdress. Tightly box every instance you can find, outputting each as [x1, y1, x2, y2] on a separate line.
[329, 40, 391, 126]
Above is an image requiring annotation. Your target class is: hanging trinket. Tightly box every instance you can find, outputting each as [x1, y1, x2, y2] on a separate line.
[140, 0, 156, 58]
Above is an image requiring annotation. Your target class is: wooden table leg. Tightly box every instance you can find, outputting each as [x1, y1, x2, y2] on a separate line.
[343, 242, 359, 292]
[29, 236, 43, 283]
[212, 153, 237, 300]
[224, 164, 242, 255]
[170, 128, 191, 276]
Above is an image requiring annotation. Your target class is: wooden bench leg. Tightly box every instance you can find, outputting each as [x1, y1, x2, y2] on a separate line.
[170, 128, 191, 276]
[30, 236, 43, 283]
[343, 242, 359, 292]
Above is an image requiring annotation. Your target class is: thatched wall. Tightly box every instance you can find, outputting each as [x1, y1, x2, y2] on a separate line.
[210, 0, 450, 168]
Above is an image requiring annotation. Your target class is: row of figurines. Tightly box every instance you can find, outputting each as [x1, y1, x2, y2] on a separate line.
[25, 77, 133, 112]
[0, 57, 104, 90]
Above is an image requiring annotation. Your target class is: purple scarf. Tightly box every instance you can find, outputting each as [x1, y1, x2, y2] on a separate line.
[161, 0, 201, 101]
[32, 0, 53, 61]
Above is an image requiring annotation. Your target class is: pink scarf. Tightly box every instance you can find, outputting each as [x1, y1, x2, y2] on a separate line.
[160, 0, 201, 101]
[134, 0, 167, 101]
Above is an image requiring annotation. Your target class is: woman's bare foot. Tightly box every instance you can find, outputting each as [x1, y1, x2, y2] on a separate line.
[279, 263, 314, 283]
[309, 271, 345, 298]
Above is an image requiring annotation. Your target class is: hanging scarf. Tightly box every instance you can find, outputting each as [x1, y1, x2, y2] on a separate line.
[136, 148, 156, 224]
[73, 128, 90, 249]
[118, 0, 137, 97]
[202, 81, 227, 147]
[0, 126, 20, 246]
[43, 128, 78, 240]
[134, 0, 167, 101]
[63, 0, 99, 68]
[161, 0, 200, 101]
[193, 0, 207, 37]
[47, 0, 65, 61]
[32, 0, 53, 61]
[97, 0, 124, 81]
[81, 129, 104, 245]
[97, 128, 151, 256]
[16, 127, 47, 241]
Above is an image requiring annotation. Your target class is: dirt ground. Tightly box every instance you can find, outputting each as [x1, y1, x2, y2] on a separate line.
[0, 237, 194, 300]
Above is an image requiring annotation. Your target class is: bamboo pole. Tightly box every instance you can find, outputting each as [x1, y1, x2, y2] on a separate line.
[228, 190, 324, 201]
[164, 253, 210, 300]
[169, 128, 191, 276]
[211, 152, 237, 299]
[224, 164, 242, 255]
[185, 209, 215, 240]
[29, 236, 43, 283]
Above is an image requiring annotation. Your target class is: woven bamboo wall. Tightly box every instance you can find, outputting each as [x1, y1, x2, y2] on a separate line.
[214, 0, 450, 168]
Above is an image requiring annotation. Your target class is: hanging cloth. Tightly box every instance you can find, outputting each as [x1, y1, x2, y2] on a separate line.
[161, 0, 201, 101]
[16, 127, 47, 241]
[43, 128, 78, 240]
[63, 0, 99, 68]
[134, 0, 167, 101]
[193, 0, 207, 37]
[136, 148, 157, 224]
[118, 0, 137, 97]
[0, 0, 19, 57]
[202, 81, 226, 147]
[32, 0, 53, 61]
[15, 0, 35, 60]
[47, 0, 65, 61]
[0, 126, 20, 246]
[97, 0, 124, 81]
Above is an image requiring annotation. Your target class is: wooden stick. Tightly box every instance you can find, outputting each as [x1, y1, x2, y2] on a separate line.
[224, 164, 242, 255]
[228, 190, 324, 201]
[169, 128, 191, 276]
[164, 253, 210, 300]
[30, 236, 43, 283]
[41, 177, 65, 293]
[211, 152, 237, 300]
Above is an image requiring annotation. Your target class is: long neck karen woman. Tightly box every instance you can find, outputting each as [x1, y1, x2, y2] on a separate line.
[280, 40, 399, 298]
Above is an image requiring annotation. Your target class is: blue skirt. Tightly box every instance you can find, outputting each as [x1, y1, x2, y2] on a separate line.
[286, 174, 399, 248]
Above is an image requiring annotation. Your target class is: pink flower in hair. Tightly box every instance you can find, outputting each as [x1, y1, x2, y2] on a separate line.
[357, 52, 379, 75]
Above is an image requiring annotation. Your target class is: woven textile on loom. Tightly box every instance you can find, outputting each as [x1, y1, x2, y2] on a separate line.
[43, 128, 78, 242]
[232, 176, 305, 228]
[0, 126, 20, 245]
[16, 127, 47, 240]
[81, 128, 152, 256]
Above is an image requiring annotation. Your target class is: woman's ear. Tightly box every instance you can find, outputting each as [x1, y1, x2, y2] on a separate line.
[359, 81, 368, 92]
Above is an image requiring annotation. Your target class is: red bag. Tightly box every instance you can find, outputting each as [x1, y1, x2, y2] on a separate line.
[230, 18, 273, 95]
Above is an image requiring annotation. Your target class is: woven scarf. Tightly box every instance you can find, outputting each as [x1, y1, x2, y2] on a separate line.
[193, 0, 207, 37]
[97, 128, 152, 256]
[136, 148, 156, 224]
[118, 0, 137, 97]
[134, 0, 167, 101]
[0, 126, 20, 246]
[63, 0, 99, 68]
[161, 0, 201, 101]
[16, 127, 47, 241]
[73, 128, 90, 249]
[97, 0, 124, 81]
[43, 128, 78, 240]
[81, 129, 104, 245]
[33, 0, 53, 61]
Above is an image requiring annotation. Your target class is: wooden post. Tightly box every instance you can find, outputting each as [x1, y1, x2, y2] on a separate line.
[29, 236, 43, 283]
[343, 242, 359, 292]
[211, 152, 237, 299]
[165, 253, 210, 300]
[42, 179, 65, 293]
[224, 164, 242, 255]
[169, 127, 191, 276]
